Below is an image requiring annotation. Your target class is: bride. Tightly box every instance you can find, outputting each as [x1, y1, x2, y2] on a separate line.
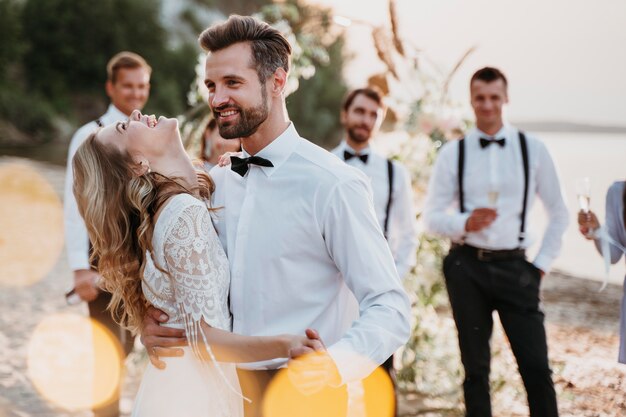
[71, 109, 322, 416]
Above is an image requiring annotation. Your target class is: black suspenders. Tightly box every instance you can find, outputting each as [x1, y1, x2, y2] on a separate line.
[383, 159, 394, 239]
[458, 131, 529, 244]
[518, 132, 529, 243]
[458, 138, 466, 213]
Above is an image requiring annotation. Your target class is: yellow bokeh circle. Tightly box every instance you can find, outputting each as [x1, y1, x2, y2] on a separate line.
[0, 163, 63, 287]
[27, 313, 123, 411]
[263, 357, 394, 417]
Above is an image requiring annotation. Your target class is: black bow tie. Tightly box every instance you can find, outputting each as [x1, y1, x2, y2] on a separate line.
[230, 155, 274, 177]
[479, 137, 506, 149]
[344, 150, 368, 163]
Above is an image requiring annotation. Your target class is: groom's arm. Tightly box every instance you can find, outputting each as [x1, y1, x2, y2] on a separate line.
[141, 307, 187, 369]
[322, 175, 411, 384]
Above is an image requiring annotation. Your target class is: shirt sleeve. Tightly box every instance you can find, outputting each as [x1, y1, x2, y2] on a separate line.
[63, 126, 93, 273]
[322, 176, 411, 384]
[389, 164, 418, 278]
[531, 141, 570, 272]
[593, 182, 625, 264]
[422, 142, 470, 240]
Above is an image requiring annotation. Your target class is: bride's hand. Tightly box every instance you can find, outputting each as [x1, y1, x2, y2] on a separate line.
[286, 329, 341, 395]
[284, 330, 325, 357]
[218, 151, 242, 167]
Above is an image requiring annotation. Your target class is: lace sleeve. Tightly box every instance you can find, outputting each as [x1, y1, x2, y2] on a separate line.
[162, 201, 228, 328]
[161, 200, 247, 401]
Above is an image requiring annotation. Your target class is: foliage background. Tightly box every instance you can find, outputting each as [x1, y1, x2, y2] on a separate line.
[0, 0, 348, 150]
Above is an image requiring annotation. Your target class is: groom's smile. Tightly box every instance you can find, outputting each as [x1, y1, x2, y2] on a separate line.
[204, 42, 271, 140]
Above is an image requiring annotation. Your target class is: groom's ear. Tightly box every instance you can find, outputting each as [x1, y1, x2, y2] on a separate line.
[270, 67, 288, 97]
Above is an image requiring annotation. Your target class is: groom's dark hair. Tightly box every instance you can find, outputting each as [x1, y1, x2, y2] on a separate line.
[199, 15, 292, 84]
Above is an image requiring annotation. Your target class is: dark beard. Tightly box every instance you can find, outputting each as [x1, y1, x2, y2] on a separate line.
[347, 125, 371, 143]
[215, 87, 269, 139]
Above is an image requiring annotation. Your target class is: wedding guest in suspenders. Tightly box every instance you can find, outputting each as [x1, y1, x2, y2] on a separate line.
[332, 87, 418, 414]
[332, 88, 418, 279]
[63, 51, 151, 417]
[423, 67, 569, 417]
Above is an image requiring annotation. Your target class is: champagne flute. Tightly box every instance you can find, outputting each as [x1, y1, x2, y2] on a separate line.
[576, 177, 591, 213]
[487, 189, 499, 208]
[485, 187, 499, 244]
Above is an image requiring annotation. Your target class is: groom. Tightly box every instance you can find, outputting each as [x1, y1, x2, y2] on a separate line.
[141, 15, 410, 416]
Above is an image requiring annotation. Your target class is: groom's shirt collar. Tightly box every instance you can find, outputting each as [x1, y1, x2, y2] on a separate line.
[241, 122, 299, 178]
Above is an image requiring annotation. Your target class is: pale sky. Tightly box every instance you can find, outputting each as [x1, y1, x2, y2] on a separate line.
[309, 0, 626, 126]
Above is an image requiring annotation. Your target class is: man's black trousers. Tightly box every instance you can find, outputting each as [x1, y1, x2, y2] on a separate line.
[443, 246, 558, 417]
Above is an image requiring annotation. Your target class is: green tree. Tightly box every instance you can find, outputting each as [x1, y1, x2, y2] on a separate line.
[200, 0, 269, 16]
[0, 0, 24, 85]
[20, 0, 197, 122]
[286, 36, 348, 148]
[0, 0, 57, 143]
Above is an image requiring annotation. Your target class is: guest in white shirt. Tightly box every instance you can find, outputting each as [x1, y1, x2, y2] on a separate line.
[423, 67, 568, 417]
[199, 117, 241, 172]
[140, 16, 411, 417]
[331, 88, 417, 411]
[332, 88, 418, 279]
[63, 51, 151, 417]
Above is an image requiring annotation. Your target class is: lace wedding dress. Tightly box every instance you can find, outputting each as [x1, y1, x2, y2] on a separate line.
[131, 193, 244, 417]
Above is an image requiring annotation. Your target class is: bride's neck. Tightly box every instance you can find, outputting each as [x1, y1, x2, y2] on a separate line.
[153, 154, 199, 194]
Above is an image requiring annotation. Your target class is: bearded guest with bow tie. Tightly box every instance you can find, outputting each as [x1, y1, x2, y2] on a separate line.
[331, 87, 418, 416]
[331, 88, 418, 280]
[423, 67, 569, 417]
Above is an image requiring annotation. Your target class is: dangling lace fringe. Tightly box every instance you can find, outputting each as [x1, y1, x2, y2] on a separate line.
[179, 307, 252, 404]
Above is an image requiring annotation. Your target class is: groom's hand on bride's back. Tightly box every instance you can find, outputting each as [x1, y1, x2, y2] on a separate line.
[287, 328, 341, 395]
[141, 306, 187, 370]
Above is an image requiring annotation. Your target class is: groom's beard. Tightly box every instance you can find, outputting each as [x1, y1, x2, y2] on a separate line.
[215, 89, 269, 140]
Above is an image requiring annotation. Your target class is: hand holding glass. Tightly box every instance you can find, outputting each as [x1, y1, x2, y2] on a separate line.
[576, 177, 591, 213]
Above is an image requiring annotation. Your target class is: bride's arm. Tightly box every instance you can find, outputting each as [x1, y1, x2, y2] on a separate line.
[195, 323, 320, 363]
[161, 200, 321, 364]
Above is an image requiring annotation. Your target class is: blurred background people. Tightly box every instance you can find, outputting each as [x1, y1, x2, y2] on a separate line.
[332, 88, 417, 279]
[423, 67, 569, 417]
[578, 180, 626, 364]
[63, 51, 152, 417]
[199, 118, 241, 172]
[332, 87, 417, 416]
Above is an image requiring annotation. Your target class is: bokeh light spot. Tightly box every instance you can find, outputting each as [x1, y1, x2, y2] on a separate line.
[27, 314, 123, 411]
[0, 163, 63, 287]
[263, 356, 394, 417]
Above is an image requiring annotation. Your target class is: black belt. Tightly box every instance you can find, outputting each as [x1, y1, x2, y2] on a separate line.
[451, 244, 525, 262]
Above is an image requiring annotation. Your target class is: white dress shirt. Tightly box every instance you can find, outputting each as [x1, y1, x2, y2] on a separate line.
[63, 104, 128, 276]
[332, 141, 418, 278]
[423, 124, 569, 272]
[209, 123, 410, 383]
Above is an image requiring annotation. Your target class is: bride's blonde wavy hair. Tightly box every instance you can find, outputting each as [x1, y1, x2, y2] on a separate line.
[72, 132, 215, 333]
